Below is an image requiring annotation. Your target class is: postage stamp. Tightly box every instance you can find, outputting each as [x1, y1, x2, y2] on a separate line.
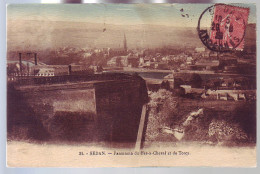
[198, 4, 249, 52]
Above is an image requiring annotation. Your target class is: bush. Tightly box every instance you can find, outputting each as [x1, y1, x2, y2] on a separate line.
[145, 89, 178, 142]
[208, 119, 248, 145]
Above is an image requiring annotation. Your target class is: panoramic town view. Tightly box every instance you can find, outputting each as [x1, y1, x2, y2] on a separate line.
[6, 3, 256, 167]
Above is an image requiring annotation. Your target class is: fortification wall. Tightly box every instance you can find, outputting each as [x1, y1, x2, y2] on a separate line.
[7, 74, 148, 144]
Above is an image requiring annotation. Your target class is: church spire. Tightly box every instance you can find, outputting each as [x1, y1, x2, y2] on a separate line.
[123, 33, 127, 53]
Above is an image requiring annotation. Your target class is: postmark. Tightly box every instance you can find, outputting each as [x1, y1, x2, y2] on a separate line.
[197, 4, 249, 52]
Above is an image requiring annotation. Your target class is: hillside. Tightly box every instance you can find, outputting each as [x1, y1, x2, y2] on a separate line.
[7, 20, 202, 51]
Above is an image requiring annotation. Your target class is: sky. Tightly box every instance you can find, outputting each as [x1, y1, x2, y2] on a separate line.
[7, 3, 256, 27]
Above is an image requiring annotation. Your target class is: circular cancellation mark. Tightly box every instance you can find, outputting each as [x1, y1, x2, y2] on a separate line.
[197, 4, 249, 52]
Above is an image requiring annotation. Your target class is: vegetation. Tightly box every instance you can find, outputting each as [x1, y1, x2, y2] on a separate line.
[146, 89, 178, 142]
[145, 89, 256, 146]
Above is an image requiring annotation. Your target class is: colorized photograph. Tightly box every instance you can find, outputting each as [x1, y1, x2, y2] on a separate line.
[6, 3, 256, 167]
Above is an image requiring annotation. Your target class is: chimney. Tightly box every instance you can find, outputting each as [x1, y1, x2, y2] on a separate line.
[27, 62, 30, 76]
[19, 53, 22, 74]
[34, 53, 38, 65]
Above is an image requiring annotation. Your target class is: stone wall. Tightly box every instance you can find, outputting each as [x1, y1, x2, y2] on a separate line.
[7, 74, 148, 143]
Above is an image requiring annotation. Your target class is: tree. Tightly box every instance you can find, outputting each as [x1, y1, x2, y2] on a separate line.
[116, 57, 122, 67]
[189, 73, 203, 88]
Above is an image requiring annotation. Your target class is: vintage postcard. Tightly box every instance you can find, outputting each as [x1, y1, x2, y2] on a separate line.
[6, 3, 256, 167]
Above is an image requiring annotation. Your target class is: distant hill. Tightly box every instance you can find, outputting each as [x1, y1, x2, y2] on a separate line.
[7, 19, 255, 56]
[7, 20, 203, 51]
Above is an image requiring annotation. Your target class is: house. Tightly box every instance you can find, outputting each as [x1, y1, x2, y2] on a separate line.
[186, 57, 193, 65]
[34, 67, 55, 76]
[195, 47, 206, 52]
[195, 60, 219, 71]
[156, 63, 169, 70]
[107, 56, 128, 67]
[127, 57, 139, 67]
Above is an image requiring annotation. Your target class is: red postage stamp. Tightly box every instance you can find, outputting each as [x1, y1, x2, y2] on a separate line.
[210, 4, 249, 51]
